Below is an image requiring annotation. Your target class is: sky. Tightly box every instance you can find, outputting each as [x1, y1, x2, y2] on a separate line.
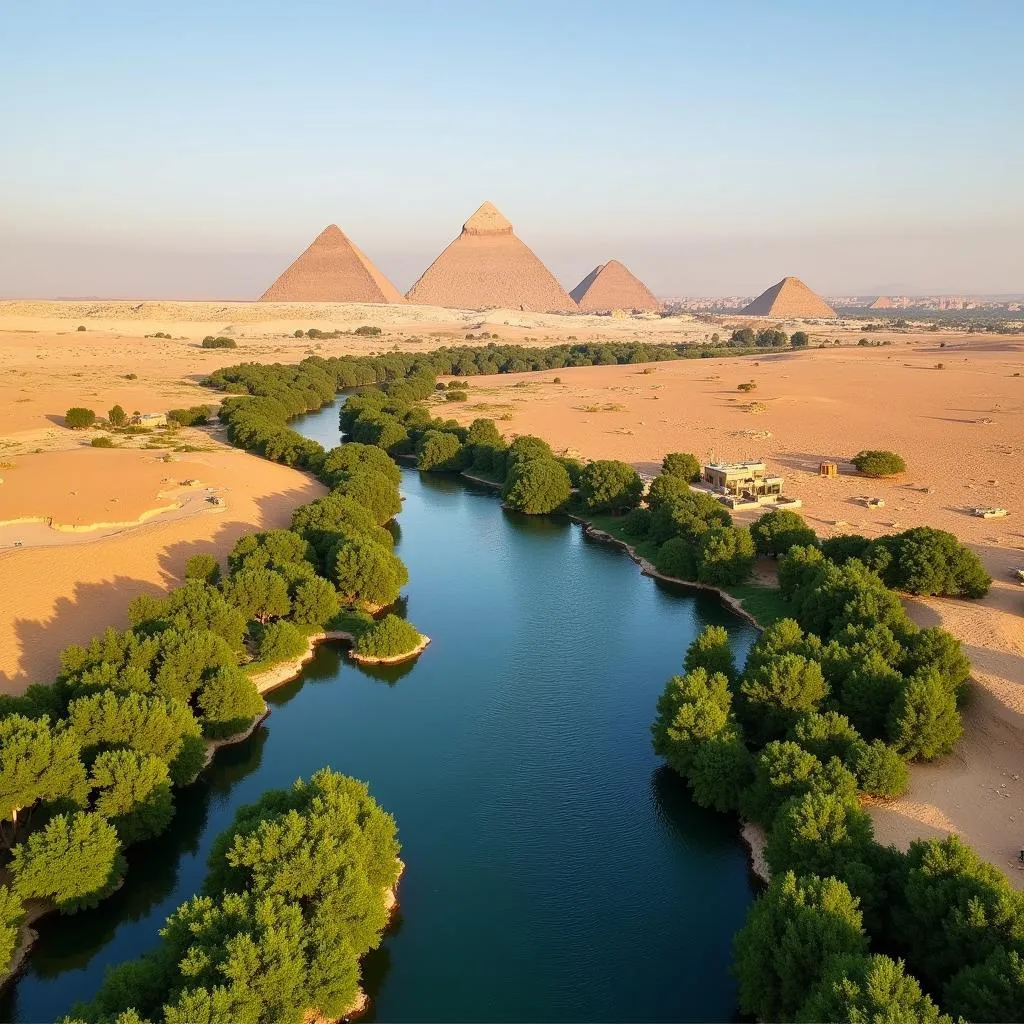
[2, 0, 1022, 299]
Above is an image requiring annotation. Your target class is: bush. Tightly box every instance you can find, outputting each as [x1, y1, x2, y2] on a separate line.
[77, 325, 86, 331]
[621, 507, 651, 539]
[645, 473, 692, 511]
[944, 947, 1024, 1023]
[887, 669, 962, 760]
[352, 614, 423, 659]
[852, 449, 906, 476]
[578, 459, 644, 513]
[876, 526, 991, 598]
[196, 667, 264, 738]
[683, 625, 737, 681]
[750, 508, 818, 557]
[108, 404, 128, 428]
[291, 576, 340, 627]
[201, 336, 237, 349]
[90, 436, 116, 448]
[444, 390, 468, 402]
[852, 739, 909, 798]
[333, 535, 408, 607]
[739, 653, 829, 744]
[354, 325, 382, 336]
[65, 407, 96, 429]
[791, 331, 809, 347]
[167, 405, 212, 427]
[661, 452, 700, 482]
[503, 457, 571, 514]
[652, 667, 734, 776]
[256, 620, 308, 664]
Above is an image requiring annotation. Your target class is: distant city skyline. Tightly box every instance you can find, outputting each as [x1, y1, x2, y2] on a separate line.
[1, 1, 1022, 298]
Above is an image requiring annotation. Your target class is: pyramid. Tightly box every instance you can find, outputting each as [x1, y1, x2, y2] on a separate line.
[260, 224, 405, 303]
[570, 260, 661, 313]
[740, 277, 836, 318]
[405, 202, 577, 312]
[869, 295, 894, 309]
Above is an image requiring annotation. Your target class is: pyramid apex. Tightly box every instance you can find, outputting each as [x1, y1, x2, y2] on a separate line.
[462, 202, 513, 236]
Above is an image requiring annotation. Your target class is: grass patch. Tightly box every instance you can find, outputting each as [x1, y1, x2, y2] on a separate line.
[722, 583, 791, 627]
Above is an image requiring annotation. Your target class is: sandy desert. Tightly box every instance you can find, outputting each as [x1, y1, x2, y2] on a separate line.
[1, 299, 1022, 887]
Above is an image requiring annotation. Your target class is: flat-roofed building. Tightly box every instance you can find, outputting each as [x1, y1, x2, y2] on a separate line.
[700, 461, 784, 501]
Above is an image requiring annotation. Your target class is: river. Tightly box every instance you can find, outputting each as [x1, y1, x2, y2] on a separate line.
[2, 400, 757, 1023]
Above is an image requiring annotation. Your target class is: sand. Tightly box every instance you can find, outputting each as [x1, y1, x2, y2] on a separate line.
[1, 298, 1021, 883]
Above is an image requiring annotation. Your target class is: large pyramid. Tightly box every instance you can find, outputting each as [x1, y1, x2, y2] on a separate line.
[869, 295, 894, 309]
[741, 276, 836, 318]
[570, 260, 661, 313]
[405, 202, 577, 312]
[260, 224, 405, 303]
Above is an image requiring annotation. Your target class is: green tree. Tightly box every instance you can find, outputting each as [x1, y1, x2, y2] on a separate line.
[660, 452, 701, 482]
[465, 418, 503, 449]
[11, 811, 125, 912]
[0, 715, 88, 846]
[256, 621, 308, 663]
[765, 790, 875, 880]
[89, 749, 174, 845]
[334, 469, 402, 524]
[108, 404, 128, 428]
[196, 666, 265, 738]
[790, 710, 861, 766]
[652, 668, 734, 776]
[353, 614, 424, 659]
[416, 430, 464, 472]
[0, 884, 24, 975]
[645, 473, 692, 511]
[655, 537, 696, 580]
[696, 526, 756, 586]
[320, 442, 401, 486]
[730, 328, 756, 347]
[791, 331, 809, 348]
[944, 947, 1024, 1023]
[683, 625, 737, 681]
[222, 567, 291, 624]
[887, 669, 962, 760]
[750, 508, 818, 557]
[333, 535, 408, 607]
[879, 527, 991, 598]
[578, 460, 644, 513]
[756, 328, 789, 347]
[291, 576, 340, 627]
[65, 407, 97, 429]
[502, 457, 571, 514]
[797, 954, 950, 1024]
[227, 529, 312, 576]
[852, 449, 906, 477]
[894, 834, 1024, 991]
[739, 653, 828, 744]
[648, 490, 730, 545]
[184, 553, 221, 585]
[688, 733, 753, 813]
[839, 649, 906, 741]
[852, 738, 909, 798]
[733, 871, 868, 1021]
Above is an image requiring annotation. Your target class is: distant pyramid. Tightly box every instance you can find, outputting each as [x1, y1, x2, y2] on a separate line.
[869, 295, 894, 309]
[741, 277, 836, 318]
[260, 224, 405, 303]
[405, 202, 577, 312]
[570, 260, 661, 313]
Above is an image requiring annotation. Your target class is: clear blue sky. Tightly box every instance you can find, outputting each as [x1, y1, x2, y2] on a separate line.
[2, 0, 1022, 297]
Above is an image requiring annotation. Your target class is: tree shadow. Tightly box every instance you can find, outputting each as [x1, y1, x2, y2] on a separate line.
[1, 485, 321, 693]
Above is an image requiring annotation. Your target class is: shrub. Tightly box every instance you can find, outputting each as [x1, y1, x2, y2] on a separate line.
[196, 667, 264, 738]
[201, 336, 237, 349]
[578, 460, 644, 513]
[791, 331, 809, 347]
[352, 614, 423, 659]
[65, 407, 96, 429]
[852, 739, 909, 798]
[503, 457, 571, 514]
[333, 535, 408, 607]
[757, 328, 789, 348]
[739, 653, 829, 744]
[354, 325, 382, 336]
[887, 669, 962, 760]
[167, 405, 212, 427]
[661, 452, 700, 482]
[651, 667, 734, 776]
[294, 329, 304, 337]
[944, 947, 1024, 1023]
[683, 625, 737, 681]
[107, 404, 128, 427]
[77, 325, 86, 331]
[731, 328, 756, 347]
[875, 526, 991, 598]
[621, 507, 651, 539]
[90, 436, 116, 448]
[645, 473, 692, 511]
[737, 381, 757, 392]
[444, 390, 468, 402]
[750, 508, 818, 557]
[852, 449, 906, 476]
[291, 576, 340, 627]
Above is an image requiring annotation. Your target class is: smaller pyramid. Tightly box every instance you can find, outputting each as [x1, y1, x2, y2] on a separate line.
[405, 202, 577, 312]
[741, 277, 836, 318]
[260, 225, 405, 304]
[869, 295, 894, 309]
[570, 260, 662, 313]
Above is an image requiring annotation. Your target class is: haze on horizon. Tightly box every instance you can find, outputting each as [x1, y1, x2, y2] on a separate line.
[1, 0, 1022, 300]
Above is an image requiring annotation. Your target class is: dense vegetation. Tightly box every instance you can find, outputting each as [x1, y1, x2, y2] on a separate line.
[852, 449, 907, 476]
[652, 536, 1016, 1020]
[63, 769, 400, 1024]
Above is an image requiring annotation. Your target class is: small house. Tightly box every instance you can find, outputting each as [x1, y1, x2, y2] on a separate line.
[698, 461, 796, 509]
[131, 412, 167, 428]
